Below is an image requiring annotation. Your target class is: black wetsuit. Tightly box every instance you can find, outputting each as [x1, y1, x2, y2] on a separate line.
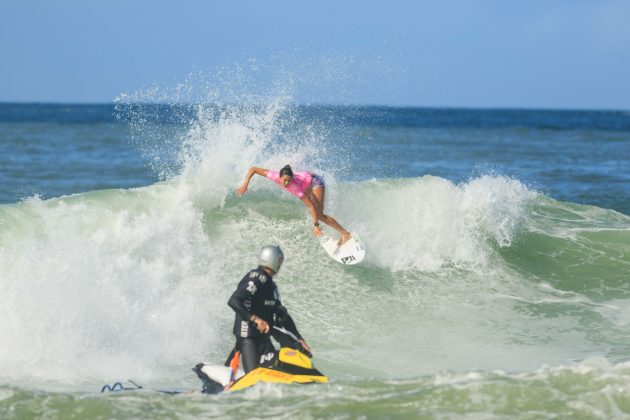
[227, 267, 302, 373]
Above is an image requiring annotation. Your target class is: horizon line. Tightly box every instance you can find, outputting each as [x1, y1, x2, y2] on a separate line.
[0, 101, 628, 114]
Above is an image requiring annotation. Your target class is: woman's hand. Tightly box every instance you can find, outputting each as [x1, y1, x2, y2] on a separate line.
[235, 184, 248, 197]
[250, 315, 269, 334]
[236, 167, 268, 197]
[312, 225, 322, 237]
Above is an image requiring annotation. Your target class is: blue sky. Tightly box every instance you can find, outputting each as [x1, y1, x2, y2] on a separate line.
[1, 0, 629, 109]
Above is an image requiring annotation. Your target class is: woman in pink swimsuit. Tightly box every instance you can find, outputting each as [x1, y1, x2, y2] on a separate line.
[236, 165, 351, 245]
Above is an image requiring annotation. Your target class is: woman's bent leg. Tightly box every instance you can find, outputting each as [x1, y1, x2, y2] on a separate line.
[309, 187, 351, 244]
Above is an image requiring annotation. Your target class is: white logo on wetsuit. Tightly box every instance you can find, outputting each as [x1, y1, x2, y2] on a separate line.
[264, 300, 275, 306]
[260, 352, 275, 364]
[246, 281, 257, 294]
[240, 320, 249, 337]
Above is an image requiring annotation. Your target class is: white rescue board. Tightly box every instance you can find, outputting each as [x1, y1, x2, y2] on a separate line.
[200, 365, 244, 387]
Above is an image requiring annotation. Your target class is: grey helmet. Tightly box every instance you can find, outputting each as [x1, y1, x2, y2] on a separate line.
[258, 245, 284, 273]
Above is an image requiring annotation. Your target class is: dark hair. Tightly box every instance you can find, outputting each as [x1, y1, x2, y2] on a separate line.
[279, 165, 294, 177]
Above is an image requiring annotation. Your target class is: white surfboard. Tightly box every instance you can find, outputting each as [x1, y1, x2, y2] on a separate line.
[320, 234, 366, 265]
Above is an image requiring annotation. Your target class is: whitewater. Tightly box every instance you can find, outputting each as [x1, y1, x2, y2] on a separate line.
[0, 99, 629, 418]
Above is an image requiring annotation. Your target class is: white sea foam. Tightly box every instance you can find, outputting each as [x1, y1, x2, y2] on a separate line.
[335, 174, 535, 272]
[0, 98, 327, 383]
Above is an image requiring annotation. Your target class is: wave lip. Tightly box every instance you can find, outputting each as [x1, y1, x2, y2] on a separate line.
[338, 175, 534, 272]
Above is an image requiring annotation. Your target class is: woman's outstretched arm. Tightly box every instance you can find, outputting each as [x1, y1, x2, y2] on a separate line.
[236, 167, 268, 196]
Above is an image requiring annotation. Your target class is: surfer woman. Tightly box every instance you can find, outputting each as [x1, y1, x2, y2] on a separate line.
[236, 165, 351, 245]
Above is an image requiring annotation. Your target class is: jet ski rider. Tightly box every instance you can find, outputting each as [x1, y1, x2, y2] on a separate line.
[226, 245, 311, 373]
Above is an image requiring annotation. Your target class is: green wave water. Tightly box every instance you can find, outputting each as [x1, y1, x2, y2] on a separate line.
[2, 360, 630, 419]
[1, 174, 629, 418]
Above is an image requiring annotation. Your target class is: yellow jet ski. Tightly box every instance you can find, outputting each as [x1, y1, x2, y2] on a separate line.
[193, 346, 328, 394]
[102, 327, 327, 395]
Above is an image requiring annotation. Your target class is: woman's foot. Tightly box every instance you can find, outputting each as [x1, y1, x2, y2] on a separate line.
[338, 232, 352, 246]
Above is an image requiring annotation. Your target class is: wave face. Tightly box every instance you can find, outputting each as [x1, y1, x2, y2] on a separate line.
[1, 99, 629, 418]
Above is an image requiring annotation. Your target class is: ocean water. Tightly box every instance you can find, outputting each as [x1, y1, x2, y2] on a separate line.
[0, 101, 629, 419]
